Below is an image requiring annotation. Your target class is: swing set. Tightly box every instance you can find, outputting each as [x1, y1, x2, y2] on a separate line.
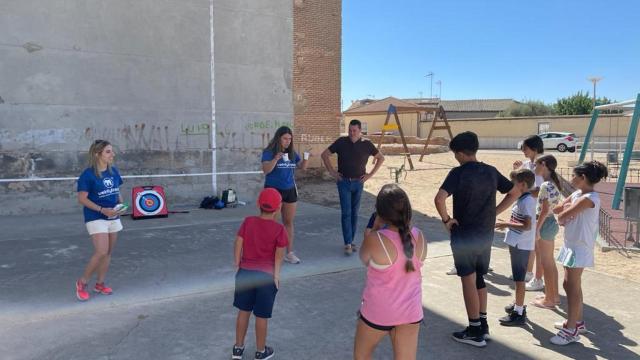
[579, 93, 640, 210]
[374, 103, 453, 178]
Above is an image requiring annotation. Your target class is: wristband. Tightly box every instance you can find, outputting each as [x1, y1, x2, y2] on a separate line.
[442, 217, 451, 224]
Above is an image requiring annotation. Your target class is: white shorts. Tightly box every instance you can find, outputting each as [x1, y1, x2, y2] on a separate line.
[86, 219, 123, 235]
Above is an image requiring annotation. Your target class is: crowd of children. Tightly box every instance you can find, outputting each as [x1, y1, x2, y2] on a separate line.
[78, 127, 608, 359]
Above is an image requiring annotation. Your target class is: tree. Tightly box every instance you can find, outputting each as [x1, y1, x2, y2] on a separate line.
[597, 97, 623, 114]
[554, 91, 593, 115]
[498, 100, 555, 117]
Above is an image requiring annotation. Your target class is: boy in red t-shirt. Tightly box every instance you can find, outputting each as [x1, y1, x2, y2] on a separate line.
[232, 188, 289, 360]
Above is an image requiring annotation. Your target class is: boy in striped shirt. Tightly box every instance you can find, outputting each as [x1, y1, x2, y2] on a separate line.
[495, 169, 536, 326]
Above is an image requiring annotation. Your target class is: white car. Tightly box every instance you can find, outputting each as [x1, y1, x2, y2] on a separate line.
[517, 132, 578, 153]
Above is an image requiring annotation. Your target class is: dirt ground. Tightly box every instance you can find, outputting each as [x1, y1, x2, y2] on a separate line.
[298, 149, 640, 283]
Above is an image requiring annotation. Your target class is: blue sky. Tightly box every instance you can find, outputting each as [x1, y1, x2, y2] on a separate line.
[342, 0, 640, 109]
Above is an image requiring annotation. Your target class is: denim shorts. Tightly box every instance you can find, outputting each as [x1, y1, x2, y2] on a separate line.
[539, 216, 559, 241]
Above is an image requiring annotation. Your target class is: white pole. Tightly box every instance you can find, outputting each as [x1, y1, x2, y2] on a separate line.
[209, 0, 217, 195]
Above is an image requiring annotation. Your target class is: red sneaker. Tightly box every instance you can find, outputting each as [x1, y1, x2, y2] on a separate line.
[76, 280, 90, 301]
[94, 282, 113, 295]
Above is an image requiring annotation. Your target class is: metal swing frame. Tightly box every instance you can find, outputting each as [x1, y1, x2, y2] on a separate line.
[578, 93, 640, 210]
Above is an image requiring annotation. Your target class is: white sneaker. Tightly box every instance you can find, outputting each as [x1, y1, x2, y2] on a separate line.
[554, 320, 587, 334]
[524, 272, 534, 282]
[284, 252, 301, 264]
[525, 278, 544, 291]
[550, 328, 580, 345]
[446, 267, 457, 275]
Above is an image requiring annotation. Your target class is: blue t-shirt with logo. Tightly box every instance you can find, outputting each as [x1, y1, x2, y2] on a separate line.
[77, 167, 123, 223]
[261, 150, 301, 190]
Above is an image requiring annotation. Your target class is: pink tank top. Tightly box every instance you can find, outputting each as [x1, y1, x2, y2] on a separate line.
[360, 228, 424, 326]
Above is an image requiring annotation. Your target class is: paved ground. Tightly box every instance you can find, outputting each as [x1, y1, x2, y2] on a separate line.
[1, 203, 639, 359]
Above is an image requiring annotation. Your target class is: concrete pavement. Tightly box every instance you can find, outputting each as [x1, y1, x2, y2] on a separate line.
[1, 202, 638, 359]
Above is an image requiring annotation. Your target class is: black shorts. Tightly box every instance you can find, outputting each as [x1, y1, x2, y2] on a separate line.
[451, 240, 492, 277]
[509, 246, 532, 282]
[359, 313, 422, 332]
[233, 268, 278, 318]
[265, 186, 297, 203]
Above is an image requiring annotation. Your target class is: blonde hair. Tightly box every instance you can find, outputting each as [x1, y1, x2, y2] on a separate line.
[88, 140, 113, 178]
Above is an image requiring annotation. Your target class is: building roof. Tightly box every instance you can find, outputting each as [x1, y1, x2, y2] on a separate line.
[404, 98, 519, 112]
[343, 96, 427, 115]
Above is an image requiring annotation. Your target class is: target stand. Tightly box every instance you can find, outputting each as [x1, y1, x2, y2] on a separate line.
[132, 186, 169, 219]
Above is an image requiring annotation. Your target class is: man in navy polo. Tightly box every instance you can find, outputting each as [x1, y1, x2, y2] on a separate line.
[321, 119, 385, 255]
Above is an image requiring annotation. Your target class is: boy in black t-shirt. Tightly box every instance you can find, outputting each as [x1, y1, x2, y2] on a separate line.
[434, 131, 519, 347]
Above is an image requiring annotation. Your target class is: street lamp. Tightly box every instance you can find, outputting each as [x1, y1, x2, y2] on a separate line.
[587, 76, 603, 160]
[425, 72, 434, 98]
[587, 76, 603, 108]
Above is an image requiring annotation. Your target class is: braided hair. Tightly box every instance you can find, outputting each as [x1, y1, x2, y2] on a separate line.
[375, 184, 415, 272]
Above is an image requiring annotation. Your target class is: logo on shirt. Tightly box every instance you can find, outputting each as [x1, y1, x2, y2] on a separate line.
[103, 177, 114, 188]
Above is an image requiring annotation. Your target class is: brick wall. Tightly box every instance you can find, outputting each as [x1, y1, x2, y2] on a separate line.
[293, 0, 342, 168]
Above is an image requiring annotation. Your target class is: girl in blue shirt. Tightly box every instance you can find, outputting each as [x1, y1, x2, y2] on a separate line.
[75, 140, 123, 301]
[262, 126, 309, 264]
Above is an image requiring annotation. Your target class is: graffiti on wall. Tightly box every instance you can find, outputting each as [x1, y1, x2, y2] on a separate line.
[300, 134, 334, 144]
[245, 120, 292, 131]
[85, 124, 172, 151]
[181, 123, 210, 136]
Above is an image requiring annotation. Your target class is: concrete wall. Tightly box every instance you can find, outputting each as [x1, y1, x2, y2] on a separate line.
[213, 0, 293, 198]
[443, 115, 637, 150]
[0, 0, 293, 215]
[346, 113, 638, 151]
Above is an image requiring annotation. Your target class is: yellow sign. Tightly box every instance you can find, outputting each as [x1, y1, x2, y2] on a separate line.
[382, 124, 399, 131]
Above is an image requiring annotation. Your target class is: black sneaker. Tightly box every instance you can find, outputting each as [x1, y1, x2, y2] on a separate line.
[231, 345, 244, 360]
[480, 318, 490, 340]
[499, 308, 527, 327]
[452, 327, 487, 347]
[504, 302, 515, 314]
[255, 346, 274, 360]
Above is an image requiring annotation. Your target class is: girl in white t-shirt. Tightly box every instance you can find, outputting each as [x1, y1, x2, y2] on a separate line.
[513, 135, 545, 289]
[550, 161, 608, 346]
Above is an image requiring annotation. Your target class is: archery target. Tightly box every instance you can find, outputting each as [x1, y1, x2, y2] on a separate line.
[132, 186, 168, 218]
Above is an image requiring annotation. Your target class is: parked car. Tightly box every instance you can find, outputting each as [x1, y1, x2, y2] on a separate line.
[517, 132, 578, 152]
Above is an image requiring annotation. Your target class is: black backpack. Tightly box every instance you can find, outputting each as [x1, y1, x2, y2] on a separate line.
[200, 196, 219, 209]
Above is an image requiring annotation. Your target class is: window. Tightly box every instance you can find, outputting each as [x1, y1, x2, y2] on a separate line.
[361, 122, 368, 135]
[538, 122, 550, 134]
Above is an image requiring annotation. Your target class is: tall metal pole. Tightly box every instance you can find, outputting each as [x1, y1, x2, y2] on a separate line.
[587, 77, 603, 160]
[436, 80, 442, 99]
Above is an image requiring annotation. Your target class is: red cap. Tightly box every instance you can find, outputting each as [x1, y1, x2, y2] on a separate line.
[258, 188, 282, 212]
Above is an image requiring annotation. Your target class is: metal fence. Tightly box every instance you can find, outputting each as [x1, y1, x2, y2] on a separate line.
[598, 208, 615, 247]
[557, 167, 640, 183]
[557, 169, 639, 250]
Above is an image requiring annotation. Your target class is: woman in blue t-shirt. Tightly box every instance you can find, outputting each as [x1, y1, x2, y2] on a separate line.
[75, 140, 124, 301]
[262, 126, 309, 264]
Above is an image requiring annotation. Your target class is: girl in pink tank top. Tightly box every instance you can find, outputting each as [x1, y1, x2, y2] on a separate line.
[354, 184, 427, 359]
